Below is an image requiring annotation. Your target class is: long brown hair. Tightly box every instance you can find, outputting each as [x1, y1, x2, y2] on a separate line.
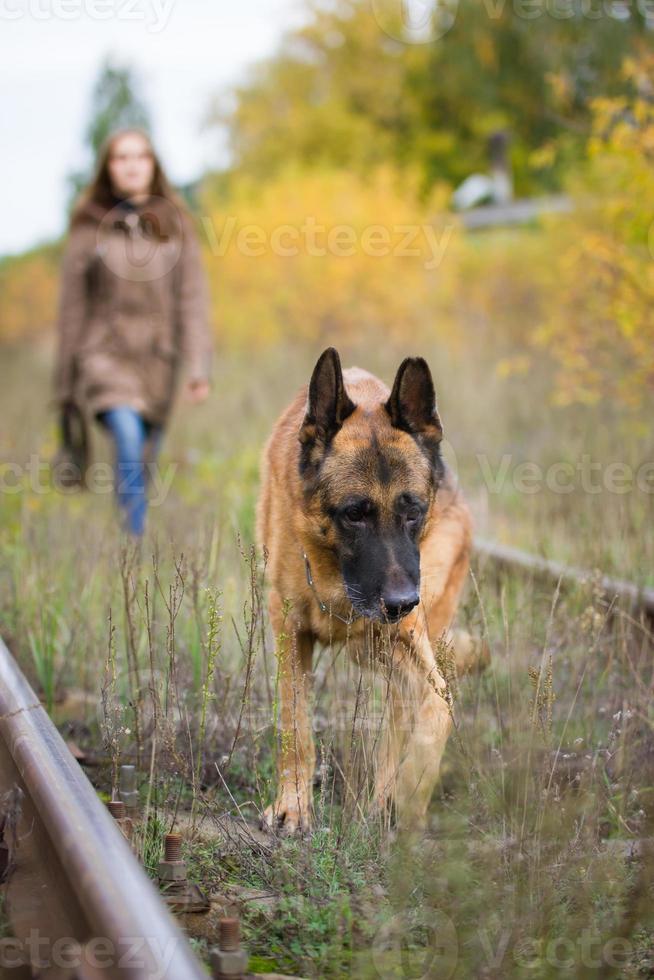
[70, 127, 189, 235]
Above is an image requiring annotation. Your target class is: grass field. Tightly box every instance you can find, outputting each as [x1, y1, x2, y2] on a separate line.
[1, 320, 653, 977]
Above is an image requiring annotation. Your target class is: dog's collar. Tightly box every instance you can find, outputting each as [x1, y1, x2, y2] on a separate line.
[302, 551, 361, 626]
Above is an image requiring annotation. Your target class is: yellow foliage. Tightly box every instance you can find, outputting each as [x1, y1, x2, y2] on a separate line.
[197, 164, 462, 350]
[535, 55, 654, 409]
[496, 355, 532, 379]
[0, 249, 59, 341]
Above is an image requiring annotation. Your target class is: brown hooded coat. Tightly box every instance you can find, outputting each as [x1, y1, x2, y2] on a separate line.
[53, 193, 213, 427]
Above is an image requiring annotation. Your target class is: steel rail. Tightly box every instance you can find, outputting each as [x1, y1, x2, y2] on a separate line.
[0, 635, 207, 980]
[473, 537, 654, 621]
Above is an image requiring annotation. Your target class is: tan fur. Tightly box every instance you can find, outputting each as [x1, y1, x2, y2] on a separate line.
[256, 366, 482, 833]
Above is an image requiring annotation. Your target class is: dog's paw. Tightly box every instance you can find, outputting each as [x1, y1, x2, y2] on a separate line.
[450, 628, 491, 676]
[368, 784, 393, 822]
[260, 796, 311, 835]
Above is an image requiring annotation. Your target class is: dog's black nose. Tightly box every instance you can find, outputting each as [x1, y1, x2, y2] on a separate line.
[381, 591, 420, 621]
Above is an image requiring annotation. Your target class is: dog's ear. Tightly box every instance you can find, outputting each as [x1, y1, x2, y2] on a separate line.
[385, 358, 444, 478]
[299, 348, 356, 475]
[385, 357, 443, 438]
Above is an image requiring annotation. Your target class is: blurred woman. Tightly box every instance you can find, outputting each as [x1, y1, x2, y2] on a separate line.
[53, 127, 212, 535]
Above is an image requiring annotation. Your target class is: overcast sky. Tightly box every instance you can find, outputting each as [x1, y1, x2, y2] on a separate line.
[0, 0, 305, 256]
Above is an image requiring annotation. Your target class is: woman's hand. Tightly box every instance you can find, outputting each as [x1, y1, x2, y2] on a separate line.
[185, 378, 210, 403]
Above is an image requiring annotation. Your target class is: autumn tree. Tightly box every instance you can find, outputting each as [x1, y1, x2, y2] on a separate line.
[208, 0, 650, 195]
[66, 57, 152, 210]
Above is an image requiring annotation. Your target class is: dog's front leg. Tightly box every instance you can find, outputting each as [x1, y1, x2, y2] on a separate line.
[372, 679, 404, 819]
[376, 634, 452, 832]
[263, 599, 315, 833]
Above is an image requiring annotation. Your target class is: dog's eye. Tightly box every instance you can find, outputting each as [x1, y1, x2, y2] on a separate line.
[343, 504, 367, 525]
[401, 503, 425, 529]
[396, 493, 426, 525]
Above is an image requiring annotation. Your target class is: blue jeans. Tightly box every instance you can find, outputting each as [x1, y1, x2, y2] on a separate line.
[97, 407, 163, 536]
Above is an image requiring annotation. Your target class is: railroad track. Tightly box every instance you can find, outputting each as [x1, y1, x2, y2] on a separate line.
[0, 635, 208, 980]
[473, 537, 654, 622]
[0, 539, 650, 978]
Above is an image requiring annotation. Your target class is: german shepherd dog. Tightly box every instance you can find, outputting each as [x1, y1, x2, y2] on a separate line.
[256, 348, 484, 833]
